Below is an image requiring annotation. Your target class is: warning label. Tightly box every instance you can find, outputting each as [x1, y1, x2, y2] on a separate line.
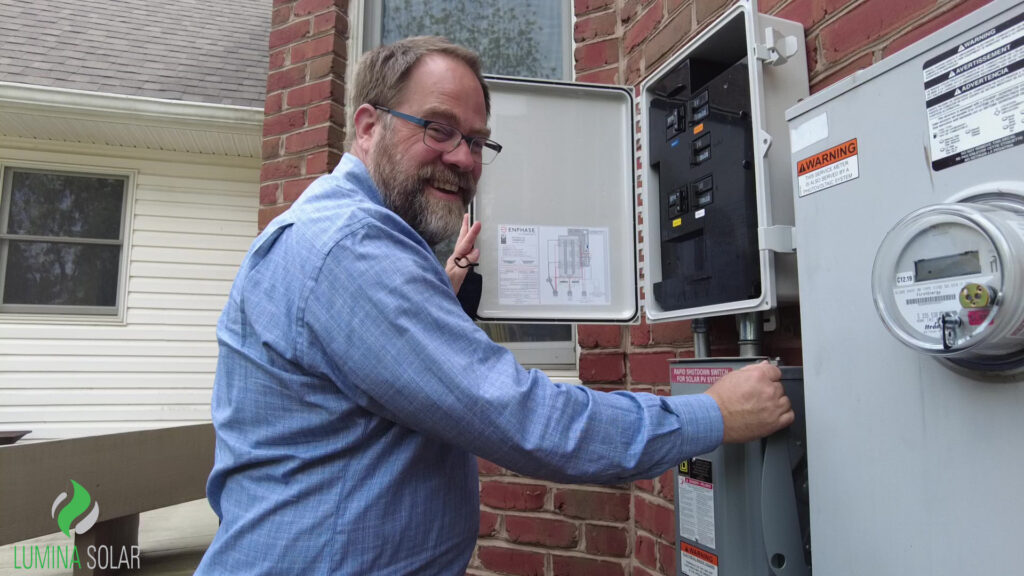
[678, 458, 715, 549]
[925, 10, 1024, 170]
[796, 139, 859, 197]
[680, 542, 719, 576]
[670, 366, 733, 385]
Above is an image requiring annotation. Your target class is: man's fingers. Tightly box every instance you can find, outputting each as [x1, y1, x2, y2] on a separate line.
[747, 360, 782, 381]
[777, 394, 792, 414]
[779, 408, 796, 428]
[456, 221, 482, 260]
[449, 218, 481, 266]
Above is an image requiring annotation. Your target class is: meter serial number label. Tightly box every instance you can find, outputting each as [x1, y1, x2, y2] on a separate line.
[894, 275, 993, 337]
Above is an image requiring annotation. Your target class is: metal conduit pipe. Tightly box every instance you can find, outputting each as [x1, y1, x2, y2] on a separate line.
[692, 317, 710, 359]
[737, 312, 763, 357]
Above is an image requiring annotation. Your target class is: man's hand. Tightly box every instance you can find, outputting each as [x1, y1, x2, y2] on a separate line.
[705, 361, 794, 443]
[446, 213, 481, 294]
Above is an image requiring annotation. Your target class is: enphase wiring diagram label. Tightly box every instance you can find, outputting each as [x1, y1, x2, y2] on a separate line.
[796, 139, 859, 197]
[497, 224, 611, 306]
[925, 10, 1024, 170]
[678, 458, 715, 550]
[680, 542, 719, 576]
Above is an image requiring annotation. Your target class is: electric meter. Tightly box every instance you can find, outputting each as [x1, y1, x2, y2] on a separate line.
[872, 192, 1024, 372]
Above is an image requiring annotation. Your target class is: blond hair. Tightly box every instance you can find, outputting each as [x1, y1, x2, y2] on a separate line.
[346, 36, 490, 149]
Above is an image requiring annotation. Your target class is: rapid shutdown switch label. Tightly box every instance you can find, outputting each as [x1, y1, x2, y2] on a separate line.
[925, 10, 1024, 170]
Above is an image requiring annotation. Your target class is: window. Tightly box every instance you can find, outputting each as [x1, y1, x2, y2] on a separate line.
[359, 0, 576, 371]
[0, 167, 129, 315]
[373, 0, 569, 80]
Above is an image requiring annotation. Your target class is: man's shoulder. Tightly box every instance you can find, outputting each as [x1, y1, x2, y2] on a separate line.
[286, 174, 405, 253]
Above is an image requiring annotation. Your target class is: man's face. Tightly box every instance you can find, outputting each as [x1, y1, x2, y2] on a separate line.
[368, 54, 488, 246]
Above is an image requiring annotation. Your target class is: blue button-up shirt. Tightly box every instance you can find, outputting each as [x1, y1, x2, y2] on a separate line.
[196, 154, 723, 575]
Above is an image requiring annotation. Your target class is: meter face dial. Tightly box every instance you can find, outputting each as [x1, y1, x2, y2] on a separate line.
[889, 221, 1001, 350]
[873, 201, 1024, 361]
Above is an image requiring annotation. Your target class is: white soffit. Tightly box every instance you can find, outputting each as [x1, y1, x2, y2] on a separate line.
[0, 82, 263, 158]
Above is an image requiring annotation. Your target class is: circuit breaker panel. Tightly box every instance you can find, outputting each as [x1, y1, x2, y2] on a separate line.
[671, 359, 810, 576]
[640, 1, 808, 322]
[649, 58, 758, 311]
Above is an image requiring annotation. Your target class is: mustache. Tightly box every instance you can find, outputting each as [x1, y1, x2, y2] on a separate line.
[418, 163, 475, 202]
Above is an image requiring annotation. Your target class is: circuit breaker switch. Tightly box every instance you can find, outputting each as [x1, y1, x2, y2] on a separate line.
[693, 104, 710, 123]
[666, 108, 685, 139]
[693, 147, 712, 165]
[693, 134, 711, 153]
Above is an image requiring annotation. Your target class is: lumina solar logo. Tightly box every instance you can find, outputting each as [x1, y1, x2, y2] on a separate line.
[51, 479, 99, 538]
[12, 480, 140, 570]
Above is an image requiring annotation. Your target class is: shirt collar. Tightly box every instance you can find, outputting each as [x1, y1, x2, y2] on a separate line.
[333, 153, 384, 207]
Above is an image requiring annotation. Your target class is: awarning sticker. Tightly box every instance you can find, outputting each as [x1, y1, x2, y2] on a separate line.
[796, 139, 859, 197]
[925, 10, 1024, 171]
[680, 542, 719, 576]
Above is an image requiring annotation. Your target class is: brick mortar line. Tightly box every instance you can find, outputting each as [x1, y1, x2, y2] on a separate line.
[262, 147, 341, 162]
[801, 0, 965, 39]
[811, 0, 978, 85]
[263, 122, 340, 142]
[634, 524, 675, 543]
[478, 483, 634, 494]
[489, 510, 597, 522]
[475, 538, 631, 558]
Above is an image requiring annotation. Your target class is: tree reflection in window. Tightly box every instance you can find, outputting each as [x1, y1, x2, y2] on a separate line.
[1, 169, 126, 312]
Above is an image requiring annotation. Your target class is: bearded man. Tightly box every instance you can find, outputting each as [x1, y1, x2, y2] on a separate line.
[197, 36, 793, 575]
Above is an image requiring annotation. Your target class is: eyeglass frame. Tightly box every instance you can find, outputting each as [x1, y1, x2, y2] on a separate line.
[373, 105, 503, 164]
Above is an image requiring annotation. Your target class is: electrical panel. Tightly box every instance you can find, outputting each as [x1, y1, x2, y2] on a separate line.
[671, 359, 810, 576]
[787, 1, 1024, 573]
[649, 59, 759, 311]
[640, 1, 808, 321]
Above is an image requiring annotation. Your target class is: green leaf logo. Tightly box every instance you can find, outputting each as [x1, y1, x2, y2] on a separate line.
[51, 479, 100, 538]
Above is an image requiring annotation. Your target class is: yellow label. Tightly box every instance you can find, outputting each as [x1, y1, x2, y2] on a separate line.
[679, 461, 689, 474]
[693, 123, 704, 135]
[672, 217, 682, 228]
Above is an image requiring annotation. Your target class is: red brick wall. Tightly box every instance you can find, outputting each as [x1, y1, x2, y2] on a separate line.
[259, 2, 994, 575]
[259, 0, 347, 230]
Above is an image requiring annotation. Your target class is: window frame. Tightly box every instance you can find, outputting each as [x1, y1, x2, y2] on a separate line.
[359, 1, 573, 79]
[0, 162, 134, 320]
[352, 0, 579, 371]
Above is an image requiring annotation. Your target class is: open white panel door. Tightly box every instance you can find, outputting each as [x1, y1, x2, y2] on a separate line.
[473, 77, 637, 323]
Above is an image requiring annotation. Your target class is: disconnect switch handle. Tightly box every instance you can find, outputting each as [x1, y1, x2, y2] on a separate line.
[761, 430, 810, 576]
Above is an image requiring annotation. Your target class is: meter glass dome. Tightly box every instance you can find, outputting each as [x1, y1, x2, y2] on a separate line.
[872, 202, 1024, 368]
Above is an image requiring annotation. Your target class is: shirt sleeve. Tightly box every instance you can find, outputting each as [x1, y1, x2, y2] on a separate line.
[299, 217, 723, 484]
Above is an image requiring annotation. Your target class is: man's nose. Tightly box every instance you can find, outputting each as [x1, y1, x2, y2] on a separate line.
[442, 138, 476, 172]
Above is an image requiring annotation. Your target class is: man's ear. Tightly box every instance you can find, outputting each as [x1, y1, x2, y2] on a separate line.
[351, 104, 380, 155]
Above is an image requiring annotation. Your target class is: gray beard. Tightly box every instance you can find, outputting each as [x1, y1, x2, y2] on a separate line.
[368, 127, 475, 247]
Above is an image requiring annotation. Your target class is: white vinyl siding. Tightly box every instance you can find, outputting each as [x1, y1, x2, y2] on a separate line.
[0, 141, 258, 441]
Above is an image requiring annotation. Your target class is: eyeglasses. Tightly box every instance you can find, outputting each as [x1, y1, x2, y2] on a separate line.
[374, 105, 502, 165]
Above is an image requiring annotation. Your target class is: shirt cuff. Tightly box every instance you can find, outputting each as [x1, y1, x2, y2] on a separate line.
[669, 392, 724, 457]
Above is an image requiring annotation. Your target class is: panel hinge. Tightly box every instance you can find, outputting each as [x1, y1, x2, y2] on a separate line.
[758, 225, 796, 253]
[754, 26, 799, 67]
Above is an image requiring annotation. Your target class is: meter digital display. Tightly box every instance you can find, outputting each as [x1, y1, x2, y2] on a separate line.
[872, 194, 1024, 372]
[914, 251, 982, 282]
